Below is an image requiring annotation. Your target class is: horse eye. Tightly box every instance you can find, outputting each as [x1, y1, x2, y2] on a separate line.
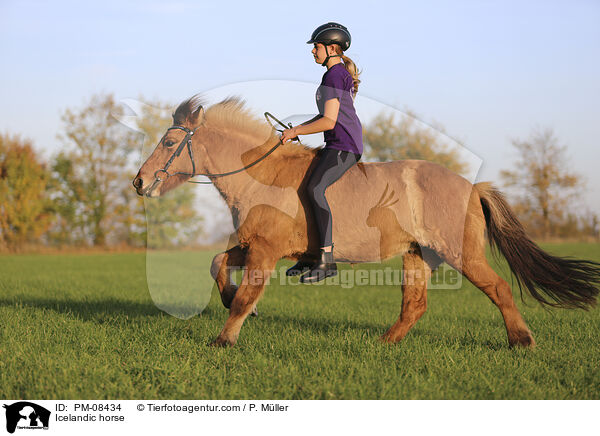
[164, 140, 175, 148]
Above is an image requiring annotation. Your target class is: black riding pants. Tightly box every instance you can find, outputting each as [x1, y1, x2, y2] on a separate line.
[306, 147, 360, 248]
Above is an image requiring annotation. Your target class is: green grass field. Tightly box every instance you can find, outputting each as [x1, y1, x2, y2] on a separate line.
[1, 243, 599, 399]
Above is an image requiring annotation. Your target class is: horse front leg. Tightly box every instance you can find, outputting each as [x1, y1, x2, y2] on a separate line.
[210, 245, 247, 309]
[210, 239, 279, 347]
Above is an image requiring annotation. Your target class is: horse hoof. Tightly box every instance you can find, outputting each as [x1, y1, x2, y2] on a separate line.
[208, 337, 233, 347]
[379, 333, 400, 344]
[250, 306, 258, 317]
[509, 330, 536, 348]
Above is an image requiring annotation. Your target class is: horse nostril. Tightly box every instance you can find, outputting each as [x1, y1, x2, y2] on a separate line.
[133, 177, 143, 189]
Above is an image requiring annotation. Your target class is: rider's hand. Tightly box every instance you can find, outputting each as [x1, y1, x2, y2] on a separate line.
[280, 127, 298, 143]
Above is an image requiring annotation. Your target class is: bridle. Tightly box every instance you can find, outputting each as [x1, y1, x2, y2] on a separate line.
[146, 112, 294, 193]
[147, 125, 200, 192]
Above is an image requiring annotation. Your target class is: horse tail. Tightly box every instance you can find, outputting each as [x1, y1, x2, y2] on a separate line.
[474, 182, 600, 310]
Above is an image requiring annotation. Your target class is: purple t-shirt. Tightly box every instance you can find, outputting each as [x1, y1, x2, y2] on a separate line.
[315, 63, 363, 155]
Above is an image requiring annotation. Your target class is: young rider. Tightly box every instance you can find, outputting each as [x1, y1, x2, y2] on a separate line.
[280, 22, 363, 283]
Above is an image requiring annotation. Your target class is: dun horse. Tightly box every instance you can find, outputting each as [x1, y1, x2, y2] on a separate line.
[133, 95, 600, 347]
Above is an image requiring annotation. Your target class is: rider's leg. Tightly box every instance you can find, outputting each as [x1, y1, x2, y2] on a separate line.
[300, 148, 358, 283]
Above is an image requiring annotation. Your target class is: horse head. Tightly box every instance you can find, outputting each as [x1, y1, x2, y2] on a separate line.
[133, 95, 208, 197]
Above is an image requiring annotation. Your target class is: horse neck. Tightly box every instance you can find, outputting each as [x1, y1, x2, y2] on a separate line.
[202, 127, 301, 210]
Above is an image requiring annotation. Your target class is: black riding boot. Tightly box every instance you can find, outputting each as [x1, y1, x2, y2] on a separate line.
[299, 248, 337, 283]
[286, 259, 315, 276]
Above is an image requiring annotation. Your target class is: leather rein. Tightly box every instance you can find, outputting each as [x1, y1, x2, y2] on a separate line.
[148, 112, 293, 192]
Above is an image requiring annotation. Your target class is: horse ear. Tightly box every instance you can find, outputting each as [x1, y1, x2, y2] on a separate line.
[190, 106, 204, 126]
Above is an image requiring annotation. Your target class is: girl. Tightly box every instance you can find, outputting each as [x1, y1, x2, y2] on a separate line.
[280, 22, 363, 283]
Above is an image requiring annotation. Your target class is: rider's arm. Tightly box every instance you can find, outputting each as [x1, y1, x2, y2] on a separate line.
[299, 114, 322, 126]
[294, 98, 340, 135]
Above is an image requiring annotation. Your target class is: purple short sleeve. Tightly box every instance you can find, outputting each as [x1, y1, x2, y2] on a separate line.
[319, 73, 344, 102]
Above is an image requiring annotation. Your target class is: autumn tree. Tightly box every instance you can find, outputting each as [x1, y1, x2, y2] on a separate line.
[363, 110, 468, 175]
[500, 128, 583, 239]
[0, 133, 51, 251]
[51, 93, 140, 246]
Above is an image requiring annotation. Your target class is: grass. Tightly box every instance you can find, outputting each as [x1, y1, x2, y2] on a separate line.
[0, 243, 599, 399]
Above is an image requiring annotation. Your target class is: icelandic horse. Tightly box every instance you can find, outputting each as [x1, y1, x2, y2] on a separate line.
[133, 95, 600, 347]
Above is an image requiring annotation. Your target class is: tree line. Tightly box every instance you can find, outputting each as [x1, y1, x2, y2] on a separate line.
[0, 94, 203, 252]
[0, 93, 597, 252]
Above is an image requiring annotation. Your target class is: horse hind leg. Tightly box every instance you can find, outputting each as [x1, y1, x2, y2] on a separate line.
[458, 218, 534, 347]
[461, 254, 535, 347]
[381, 246, 437, 344]
[433, 192, 535, 348]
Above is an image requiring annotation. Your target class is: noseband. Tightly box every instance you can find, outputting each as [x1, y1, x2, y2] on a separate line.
[146, 112, 293, 193]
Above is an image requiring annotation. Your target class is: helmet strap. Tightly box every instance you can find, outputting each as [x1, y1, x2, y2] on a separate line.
[321, 45, 342, 67]
[321, 54, 341, 67]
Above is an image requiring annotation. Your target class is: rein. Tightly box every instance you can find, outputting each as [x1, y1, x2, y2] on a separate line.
[148, 112, 294, 191]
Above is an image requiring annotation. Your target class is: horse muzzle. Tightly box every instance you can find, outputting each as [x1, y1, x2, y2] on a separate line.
[132, 173, 160, 197]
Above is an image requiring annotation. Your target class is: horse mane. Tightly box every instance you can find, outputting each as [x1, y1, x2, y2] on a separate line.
[173, 94, 206, 125]
[175, 94, 319, 159]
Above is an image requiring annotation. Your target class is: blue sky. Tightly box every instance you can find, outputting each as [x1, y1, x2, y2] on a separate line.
[1, 0, 599, 213]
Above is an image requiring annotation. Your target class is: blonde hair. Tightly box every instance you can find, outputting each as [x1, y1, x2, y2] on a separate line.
[333, 45, 361, 99]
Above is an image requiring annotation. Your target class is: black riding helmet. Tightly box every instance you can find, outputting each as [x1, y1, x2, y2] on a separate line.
[307, 22, 351, 67]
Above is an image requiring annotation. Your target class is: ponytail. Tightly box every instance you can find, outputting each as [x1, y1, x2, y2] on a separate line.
[330, 44, 362, 99]
[340, 53, 361, 99]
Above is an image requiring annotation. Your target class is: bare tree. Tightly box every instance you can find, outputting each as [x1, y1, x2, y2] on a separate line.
[500, 128, 582, 239]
